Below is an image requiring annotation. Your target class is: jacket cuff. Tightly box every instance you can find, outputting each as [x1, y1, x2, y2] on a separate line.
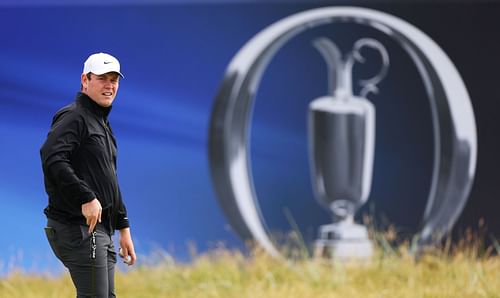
[115, 216, 130, 230]
[79, 192, 96, 205]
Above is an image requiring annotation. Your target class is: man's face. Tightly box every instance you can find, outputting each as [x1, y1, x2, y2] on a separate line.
[81, 72, 120, 107]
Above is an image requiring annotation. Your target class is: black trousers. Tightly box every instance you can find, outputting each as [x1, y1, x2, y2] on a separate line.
[45, 218, 117, 298]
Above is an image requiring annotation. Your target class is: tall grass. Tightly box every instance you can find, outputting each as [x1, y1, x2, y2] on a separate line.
[2, 232, 500, 298]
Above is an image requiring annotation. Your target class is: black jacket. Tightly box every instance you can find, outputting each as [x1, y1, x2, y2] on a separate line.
[40, 92, 129, 233]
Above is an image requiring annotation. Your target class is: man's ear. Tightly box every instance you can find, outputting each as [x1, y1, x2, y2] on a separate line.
[81, 73, 88, 90]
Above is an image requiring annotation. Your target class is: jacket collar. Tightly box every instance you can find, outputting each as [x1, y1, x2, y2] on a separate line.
[76, 92, 112, 119]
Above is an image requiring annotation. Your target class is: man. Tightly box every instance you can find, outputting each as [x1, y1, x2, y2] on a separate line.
[40, 52, 136, 297]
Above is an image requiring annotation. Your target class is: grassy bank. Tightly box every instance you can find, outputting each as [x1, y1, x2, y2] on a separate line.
[1, 244, 499, 298]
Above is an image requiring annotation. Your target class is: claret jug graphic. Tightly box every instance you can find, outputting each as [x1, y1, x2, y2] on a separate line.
[309, 37, 389, 260]
[209, 7, 477, 260]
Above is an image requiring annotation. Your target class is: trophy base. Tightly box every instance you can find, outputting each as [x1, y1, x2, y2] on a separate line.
[313, 221, 373, 261]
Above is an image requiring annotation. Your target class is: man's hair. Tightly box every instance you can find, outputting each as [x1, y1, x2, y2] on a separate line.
[80, 73, 92, 91]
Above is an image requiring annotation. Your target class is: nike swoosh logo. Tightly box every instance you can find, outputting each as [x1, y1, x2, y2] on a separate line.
[103, 61, 112, 64]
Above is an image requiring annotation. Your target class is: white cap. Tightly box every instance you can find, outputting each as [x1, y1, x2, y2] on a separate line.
[83, 52, 124, 78]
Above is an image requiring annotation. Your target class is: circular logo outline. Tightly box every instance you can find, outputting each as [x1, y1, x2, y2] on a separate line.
[208, 6, 477, 256]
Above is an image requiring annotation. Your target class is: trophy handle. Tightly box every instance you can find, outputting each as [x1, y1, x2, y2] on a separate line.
[349, 38, 390, 98]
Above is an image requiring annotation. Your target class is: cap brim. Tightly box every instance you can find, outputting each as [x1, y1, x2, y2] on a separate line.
[88, 70, 124, 78]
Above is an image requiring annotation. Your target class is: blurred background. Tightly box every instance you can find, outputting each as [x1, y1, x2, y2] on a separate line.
[0, 0, 499, 274]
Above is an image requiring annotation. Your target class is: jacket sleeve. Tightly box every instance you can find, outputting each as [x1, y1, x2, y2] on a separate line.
[115, 186, 130, 230]
[40, 111, 96, 205]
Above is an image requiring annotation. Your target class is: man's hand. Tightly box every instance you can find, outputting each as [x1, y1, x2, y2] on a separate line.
[119, 228, 136, 266]
[81, 198, 102, 234]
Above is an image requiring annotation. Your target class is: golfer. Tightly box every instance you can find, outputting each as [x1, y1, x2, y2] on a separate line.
[41, 52, 136, 297]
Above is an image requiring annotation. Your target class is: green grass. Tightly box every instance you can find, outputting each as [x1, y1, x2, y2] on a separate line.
[1, 242, 500, 298]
